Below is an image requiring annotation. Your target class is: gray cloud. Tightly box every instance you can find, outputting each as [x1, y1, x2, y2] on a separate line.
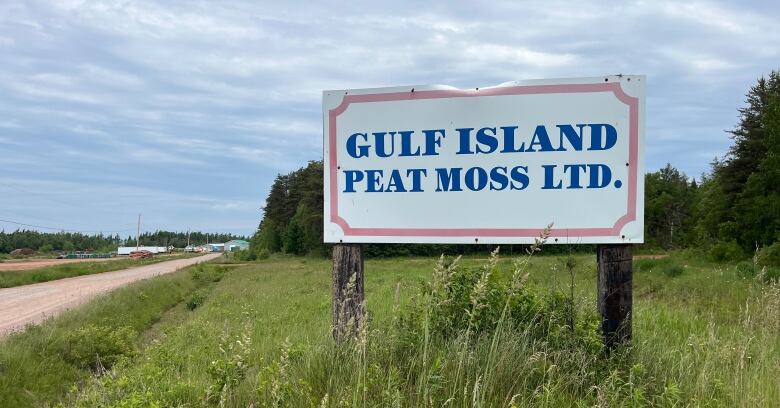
[0, 0, 778, 235]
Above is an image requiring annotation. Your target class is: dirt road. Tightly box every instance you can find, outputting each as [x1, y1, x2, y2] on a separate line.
[0, 257, 121, 271]
[633, 254, 670, 260]
[0, 253, 221, 336]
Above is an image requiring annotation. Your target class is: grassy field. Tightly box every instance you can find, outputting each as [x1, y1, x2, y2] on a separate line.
[0, 250, 778, 407]
[0, 253, 200, 288]
[0, 262, 232, 407]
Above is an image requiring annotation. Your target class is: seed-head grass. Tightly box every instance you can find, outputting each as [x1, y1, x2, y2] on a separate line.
[53, 250, 780, 407]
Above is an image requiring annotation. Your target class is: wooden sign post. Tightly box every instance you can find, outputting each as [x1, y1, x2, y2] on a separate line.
[332, 243, 365, 342]
[597, 244, 633, 350]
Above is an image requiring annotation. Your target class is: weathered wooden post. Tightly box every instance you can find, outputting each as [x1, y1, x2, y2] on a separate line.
[332, 243, 365, 342]
[597, 244, 633, 350]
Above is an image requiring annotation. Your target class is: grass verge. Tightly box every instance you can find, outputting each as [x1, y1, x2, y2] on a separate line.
[0, 262, 228, 407]
[0, 253, 200, 288]
[57, 251, 779, 407]
[3, 250, 778, 406]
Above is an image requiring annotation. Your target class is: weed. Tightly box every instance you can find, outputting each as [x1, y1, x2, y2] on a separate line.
[256, 338, 314, 407]
[634, 257, 672, 272]
[635, 257, 684, 278]
[21, 252, 780, 407]
[0, 262, 228, 407]
[736, 261, 756, 279]
[190, 263, 227, 285]
[757, 242, 780, 267]
[60, 324, 137, 372]
[206, 331, 252, 405]
[760, 266, 780, 283]
[186, 289, 208, 310]
[708, 240, 746, 262]
[661, 263, 684, 277]
[257, 249, 271, 260]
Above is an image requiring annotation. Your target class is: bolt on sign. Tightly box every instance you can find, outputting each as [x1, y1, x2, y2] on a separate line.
[323, 76, 645, 244]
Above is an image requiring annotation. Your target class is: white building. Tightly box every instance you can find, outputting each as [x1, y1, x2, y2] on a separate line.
[117, 246, 169, 255]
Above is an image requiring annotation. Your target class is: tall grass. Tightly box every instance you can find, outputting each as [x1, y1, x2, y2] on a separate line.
[56, 244, 780, 406]
[0, 249, 770, 406]
[0, 263, 228, 407]
[246, 252, 778, 407]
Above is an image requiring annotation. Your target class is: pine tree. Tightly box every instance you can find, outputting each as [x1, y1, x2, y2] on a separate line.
[699, 70, 780, 249]
[644, 164, 695, 248]
[732, 83, 780, 246]
[283, 213, 306, 255]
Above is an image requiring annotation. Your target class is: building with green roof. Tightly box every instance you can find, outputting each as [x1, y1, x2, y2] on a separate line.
[225, 239, 249, 252]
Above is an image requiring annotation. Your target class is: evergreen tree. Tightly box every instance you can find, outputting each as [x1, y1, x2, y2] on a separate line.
[644, 164, 695, 248]
[283, 210, 306, 255]
[256, 219, 283, 252]
[698, 70, 780, 249]
[732, 86, 780, 246]
[252, 161, 325, 255]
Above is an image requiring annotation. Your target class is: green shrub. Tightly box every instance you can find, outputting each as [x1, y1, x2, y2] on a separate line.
[417, 256, 505, 337]
[634, 257, 672, 272]
[206, 333, 252, 404]
[256, 248, 270, 260]
[400, 252, 598, 349]
[708, 241, 745, 262]
[760, 266, 780, 283]
[735, 261, 756, 279]
[60, 325, 137, 371]
[734, 260, 778, 283]
[252, 251, 605, 407]
[634, 257, 683, 277]
[757, 242, 780, 267]
[229, 249, 253, 262]
[678, 247, 706, 259]
[189, 264, 226, 285]
[186, 289, 207, 310]
[662, 263, 685, 277]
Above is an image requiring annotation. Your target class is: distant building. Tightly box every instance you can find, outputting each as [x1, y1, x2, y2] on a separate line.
[117, 246, 169, 255]
[225, 239, 250, 252]
[208, 243, 225, 252]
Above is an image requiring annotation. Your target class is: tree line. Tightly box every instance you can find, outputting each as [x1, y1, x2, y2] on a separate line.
[0, 230, 245, 254]
[250, 71, 780, 260]
[123, 231, 246, 249]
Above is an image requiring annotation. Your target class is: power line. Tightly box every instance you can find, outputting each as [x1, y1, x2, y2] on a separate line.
[0, 218, 136, 234]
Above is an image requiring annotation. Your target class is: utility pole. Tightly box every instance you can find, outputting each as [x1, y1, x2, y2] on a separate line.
[136, 213, 141, 251]
[187, 230, 190, 248]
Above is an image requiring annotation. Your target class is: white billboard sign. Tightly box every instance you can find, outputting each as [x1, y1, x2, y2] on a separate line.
[323, 75, 645, 244]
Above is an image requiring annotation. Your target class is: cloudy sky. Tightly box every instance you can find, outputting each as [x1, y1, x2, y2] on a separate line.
[0, 1, 778, 237]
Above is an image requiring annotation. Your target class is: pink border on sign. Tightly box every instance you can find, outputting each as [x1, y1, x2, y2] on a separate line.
[328, 82, 639, 238]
